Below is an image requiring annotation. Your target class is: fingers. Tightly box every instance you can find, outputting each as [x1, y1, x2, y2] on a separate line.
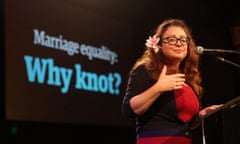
[158, 65, 186, 91]
[173, 74, 185, 90]
[211, 104, 224, 110]
[173, 73, 185, 80]
[199, 104, 224, 117]
[172, 81, 185, 90]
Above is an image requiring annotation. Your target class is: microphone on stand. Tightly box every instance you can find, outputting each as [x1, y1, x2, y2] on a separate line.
[194, 46, 240, 68]
[195, 46, 240, 55]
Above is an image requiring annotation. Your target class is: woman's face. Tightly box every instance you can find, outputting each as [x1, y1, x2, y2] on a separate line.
[161, 26, 188, 63]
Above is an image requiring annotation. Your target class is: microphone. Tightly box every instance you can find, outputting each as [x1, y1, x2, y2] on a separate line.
[195, 46, 240, 55]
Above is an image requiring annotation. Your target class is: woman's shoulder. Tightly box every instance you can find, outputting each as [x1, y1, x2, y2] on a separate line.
[129, 63, 155, 89]
[131, 63, 147, 73]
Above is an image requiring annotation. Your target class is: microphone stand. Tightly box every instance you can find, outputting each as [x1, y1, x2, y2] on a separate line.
[213, 55, 240, 115]
[218, 50, 240, 55]
[200, 96, 240, 144]
[201, 54, 240, 144]
[216, 56, 240, 68]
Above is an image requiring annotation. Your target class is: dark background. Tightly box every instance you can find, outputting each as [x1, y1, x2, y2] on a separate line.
[1, 0, 240, 144]
[4, 0, 135, 127]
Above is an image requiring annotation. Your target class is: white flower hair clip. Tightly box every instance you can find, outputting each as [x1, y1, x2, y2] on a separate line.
[145, 35, 160, 53]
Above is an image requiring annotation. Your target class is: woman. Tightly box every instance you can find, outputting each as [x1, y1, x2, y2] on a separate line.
[122, 18, 222, 144]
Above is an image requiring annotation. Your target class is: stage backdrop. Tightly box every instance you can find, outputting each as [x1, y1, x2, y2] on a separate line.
[5, 0, 135, 126]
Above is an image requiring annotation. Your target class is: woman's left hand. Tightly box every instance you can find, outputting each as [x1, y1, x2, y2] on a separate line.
[199, 104, 223, 118]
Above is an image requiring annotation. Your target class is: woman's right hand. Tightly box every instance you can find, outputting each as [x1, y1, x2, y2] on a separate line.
[155, 65, 185, 92]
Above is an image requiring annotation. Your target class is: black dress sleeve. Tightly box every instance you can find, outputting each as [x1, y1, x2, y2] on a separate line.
[122, 64, 154, 119]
